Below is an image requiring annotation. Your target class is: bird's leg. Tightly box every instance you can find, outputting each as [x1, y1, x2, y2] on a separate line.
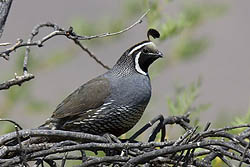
[129, 114, 165, 141]
[80, 150, 87, 162]
[148, 115, 165, 142]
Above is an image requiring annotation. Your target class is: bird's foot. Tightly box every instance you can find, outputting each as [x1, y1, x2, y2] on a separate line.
[102, 133, 122, 156]
[102, 133, 121, 143]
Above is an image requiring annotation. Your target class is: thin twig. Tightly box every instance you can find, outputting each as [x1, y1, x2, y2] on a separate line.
[0, 73, 34, 90]
[0, 10, 150, 90]
[72, 38, 110, 70]
[61, 152, 68, 167]
[73, 9, 150, 40]
[0, 118, 23, 129]
[0, 42, 10, 46]
[0, 10, 150, 60]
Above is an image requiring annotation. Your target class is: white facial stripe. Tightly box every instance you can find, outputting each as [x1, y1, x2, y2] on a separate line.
[135, 51, 147, 75]
[128, 41, 153, 55]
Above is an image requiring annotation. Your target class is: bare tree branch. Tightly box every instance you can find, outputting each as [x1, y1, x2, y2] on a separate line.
[72, 9, 150, 40]
[0, 73, 34, 90]
[0, 10, 149, 90]
[0, 114, 250, 166]
[1, 5, 248, 167]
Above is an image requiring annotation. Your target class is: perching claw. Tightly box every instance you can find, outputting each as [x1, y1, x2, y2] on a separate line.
[147, 29, 160, 40]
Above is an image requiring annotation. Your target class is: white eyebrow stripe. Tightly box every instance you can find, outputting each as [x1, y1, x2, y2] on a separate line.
[128, 41, 153, 55]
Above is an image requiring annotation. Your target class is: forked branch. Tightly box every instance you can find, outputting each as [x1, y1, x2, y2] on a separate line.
[0, 10, 150, 90]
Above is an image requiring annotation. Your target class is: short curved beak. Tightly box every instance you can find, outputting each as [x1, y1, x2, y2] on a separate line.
[148, 51, 164, 58]
[157, 51, 164, 58]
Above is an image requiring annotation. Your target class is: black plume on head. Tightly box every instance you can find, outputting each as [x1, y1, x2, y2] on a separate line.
[147, 29, 160, 40]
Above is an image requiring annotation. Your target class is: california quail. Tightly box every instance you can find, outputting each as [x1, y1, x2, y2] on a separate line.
[41, 29, 163, 137]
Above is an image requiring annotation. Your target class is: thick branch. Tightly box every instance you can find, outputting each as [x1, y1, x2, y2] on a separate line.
[0, 115, 249, 167]
[0, 0, 13, 38]
[0, 129, 108, 145]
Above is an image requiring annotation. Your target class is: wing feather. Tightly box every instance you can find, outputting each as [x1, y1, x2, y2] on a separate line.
[52, 76, 110, 120]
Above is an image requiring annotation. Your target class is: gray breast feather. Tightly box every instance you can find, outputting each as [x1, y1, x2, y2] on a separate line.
[108, 73, 151, 106]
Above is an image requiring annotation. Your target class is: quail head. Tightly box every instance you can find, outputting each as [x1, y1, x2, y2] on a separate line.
[41, 29, 163, 137]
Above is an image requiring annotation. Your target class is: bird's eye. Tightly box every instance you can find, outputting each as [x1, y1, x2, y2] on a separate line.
[143, 49, 149, 54]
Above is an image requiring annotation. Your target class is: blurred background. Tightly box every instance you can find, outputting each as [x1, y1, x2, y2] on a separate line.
[0, 0, 250, 140]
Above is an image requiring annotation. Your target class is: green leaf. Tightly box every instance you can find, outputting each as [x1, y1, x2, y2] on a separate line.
[232, 108, 250, 127]
[168, 97, 177, 115]
[167, 79, 209, 123]
[172, 36, 209, 62]
[158, 3, 227, 40]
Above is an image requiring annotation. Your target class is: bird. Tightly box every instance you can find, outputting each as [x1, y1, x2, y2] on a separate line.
[41, 29, 163, 137]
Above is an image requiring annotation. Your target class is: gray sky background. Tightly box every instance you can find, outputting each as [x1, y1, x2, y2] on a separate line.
[0, 0, 249, 129]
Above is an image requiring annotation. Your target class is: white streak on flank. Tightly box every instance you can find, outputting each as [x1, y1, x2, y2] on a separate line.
[86, 110, 92, 113]
[135, 51, 147, 75]
[100, 107, 107, 110]
[128, 41, 153, 55]
[103, 102, 112, 106]
[96, 109, 102, 112]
